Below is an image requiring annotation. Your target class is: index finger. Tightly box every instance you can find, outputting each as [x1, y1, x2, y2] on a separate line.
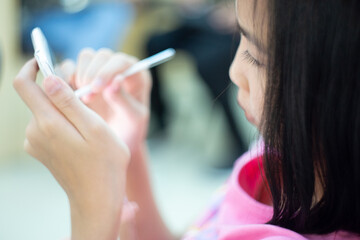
[13, 59, 57, 118]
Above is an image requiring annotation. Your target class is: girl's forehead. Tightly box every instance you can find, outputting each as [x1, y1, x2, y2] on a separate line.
[235, 0, 254, 26]
[236, 0, 269, 50]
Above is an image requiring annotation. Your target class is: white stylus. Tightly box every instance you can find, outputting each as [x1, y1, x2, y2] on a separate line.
[75, 48, 176, 98]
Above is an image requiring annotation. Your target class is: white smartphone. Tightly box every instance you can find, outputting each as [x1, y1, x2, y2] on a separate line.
[31, 27, 56, 78]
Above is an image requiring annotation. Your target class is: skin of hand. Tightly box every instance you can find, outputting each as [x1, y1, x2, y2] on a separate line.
[58, 50, 173, 240]
[57, 48, 152, 154]
[14, 59, 130, 240]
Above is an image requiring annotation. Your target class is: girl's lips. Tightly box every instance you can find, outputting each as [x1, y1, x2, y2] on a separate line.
[237, 98, 256, 125]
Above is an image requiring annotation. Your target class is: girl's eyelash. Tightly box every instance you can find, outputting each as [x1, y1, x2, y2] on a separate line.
[241, 50, 261, 67]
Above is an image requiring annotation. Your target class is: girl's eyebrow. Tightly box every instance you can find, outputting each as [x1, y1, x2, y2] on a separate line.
[237, 22, 266, 54]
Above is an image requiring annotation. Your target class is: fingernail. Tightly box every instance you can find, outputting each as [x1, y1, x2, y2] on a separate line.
[45, 75, 62, 95]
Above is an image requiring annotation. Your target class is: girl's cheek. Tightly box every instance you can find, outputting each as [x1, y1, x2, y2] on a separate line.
[248, 73, 266, 128]
[249, 94, 263, 127]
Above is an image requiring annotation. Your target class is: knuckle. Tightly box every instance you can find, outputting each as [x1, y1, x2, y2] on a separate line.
[26, 118, 39, 142]
[97, 48, 113, 57]
[24, 140, 32, 154]
[25, 124, 34, 141]
[113, 52, 127, 61]
[13, 74, 24, 90]
[24, 139, 36, 159]
[58, 94, 76, 110]
[79, 48, 95, 60]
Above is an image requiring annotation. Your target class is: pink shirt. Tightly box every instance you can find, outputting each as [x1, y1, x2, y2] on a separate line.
[182, 142, 359, 240]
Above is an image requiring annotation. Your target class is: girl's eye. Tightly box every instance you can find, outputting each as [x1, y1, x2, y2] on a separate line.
[241, 50, 262, 67]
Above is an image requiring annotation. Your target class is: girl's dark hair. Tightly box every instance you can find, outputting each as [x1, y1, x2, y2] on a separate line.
[261, 0, 360, 234]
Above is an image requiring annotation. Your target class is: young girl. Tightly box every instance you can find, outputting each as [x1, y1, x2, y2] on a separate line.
[13, 0, 360, 239]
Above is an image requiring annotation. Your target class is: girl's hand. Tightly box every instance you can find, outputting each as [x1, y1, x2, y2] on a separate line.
[58, 49, 152, 153]
[14, 59, 130, 240]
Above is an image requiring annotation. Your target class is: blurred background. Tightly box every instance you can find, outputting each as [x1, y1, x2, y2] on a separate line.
[0, 0, 258, 239]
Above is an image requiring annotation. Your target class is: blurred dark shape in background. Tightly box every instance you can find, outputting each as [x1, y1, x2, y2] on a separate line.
[145, 0, 247, 167]
[20, 0, 135, 60]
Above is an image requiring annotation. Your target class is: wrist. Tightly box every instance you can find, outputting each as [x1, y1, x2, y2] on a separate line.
[67, 168, 128, 239]
[69, 193, 123, 240]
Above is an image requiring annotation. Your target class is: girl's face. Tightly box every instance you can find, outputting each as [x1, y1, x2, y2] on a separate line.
[230, 0, 268, 128]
